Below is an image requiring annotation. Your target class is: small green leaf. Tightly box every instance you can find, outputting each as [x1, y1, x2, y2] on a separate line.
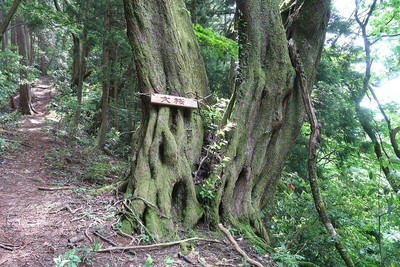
[143, 255, 154, 267]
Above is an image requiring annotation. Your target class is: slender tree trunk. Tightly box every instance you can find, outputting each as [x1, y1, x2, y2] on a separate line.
[98, 0, 111, 149]
[289, 38, 355, 267]
[74, 36, 85, 127]
[10, 20, 17, 50]
[16, 17, 36, 115]
[123, 0, 210, 239]
[353, 0, 400, 192]
[189, 0, 198, 24]
[71, 34, 81, 88]
[1, 32, 7, 52]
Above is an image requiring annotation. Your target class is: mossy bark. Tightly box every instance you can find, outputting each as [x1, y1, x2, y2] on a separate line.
[123, 0, 330, 243]
[212, 0, 331, 243]
[123, 0, 210, 239]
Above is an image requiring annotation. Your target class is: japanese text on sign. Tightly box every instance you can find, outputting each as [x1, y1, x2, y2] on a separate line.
[150, 93, 198, 109]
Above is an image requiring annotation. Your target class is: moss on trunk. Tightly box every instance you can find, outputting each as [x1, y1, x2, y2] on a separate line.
[123, 0, 210, 239]
[122, 0, 330, 244]
[210, 0, 331, 244]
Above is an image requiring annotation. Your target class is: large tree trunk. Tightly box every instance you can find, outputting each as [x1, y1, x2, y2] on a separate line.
[123, 0, 210, 239]
[123, 0, 330, 242]
[209, 0, 330, 242]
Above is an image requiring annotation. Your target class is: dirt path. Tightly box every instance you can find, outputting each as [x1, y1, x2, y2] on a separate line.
[0, 77, 118, 266]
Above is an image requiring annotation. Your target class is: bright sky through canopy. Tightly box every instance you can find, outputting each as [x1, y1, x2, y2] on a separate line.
[333, 0, 400, 108]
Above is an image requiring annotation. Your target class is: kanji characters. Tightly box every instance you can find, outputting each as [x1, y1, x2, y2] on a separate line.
[174, 98, 185, 105]
[161, 96, 171, 103]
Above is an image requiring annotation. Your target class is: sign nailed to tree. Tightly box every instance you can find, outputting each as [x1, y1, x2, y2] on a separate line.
[150, 93, 198, 109]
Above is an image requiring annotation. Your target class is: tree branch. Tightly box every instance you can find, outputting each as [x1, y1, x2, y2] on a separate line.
[0, 0, 22, 41]
[288, 38, 355, 267]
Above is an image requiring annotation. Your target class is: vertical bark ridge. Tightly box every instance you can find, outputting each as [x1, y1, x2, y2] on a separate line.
[123, 0, 210, 238]
[214, 0, 330, 244]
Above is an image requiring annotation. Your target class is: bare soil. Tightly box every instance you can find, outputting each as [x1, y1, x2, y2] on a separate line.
[0, 77, 276, 267]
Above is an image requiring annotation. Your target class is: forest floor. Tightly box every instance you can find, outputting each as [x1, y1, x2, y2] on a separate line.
[0, 77, 276, 267]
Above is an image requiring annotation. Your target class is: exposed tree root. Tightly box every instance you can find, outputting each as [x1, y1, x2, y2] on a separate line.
[218, 224, 264, 267]
[93, 231, 117, 246]
[90, 180, 127, 196]
[129, 196, 169, 219]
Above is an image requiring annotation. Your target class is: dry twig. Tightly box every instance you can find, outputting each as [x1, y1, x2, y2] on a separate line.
[0, 242, 20, 251]
[0, 258, 8, 266]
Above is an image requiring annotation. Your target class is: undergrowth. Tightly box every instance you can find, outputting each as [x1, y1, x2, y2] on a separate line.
[44, 136, 128, 187]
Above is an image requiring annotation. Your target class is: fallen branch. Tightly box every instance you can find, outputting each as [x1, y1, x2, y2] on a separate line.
[218, 224, 264, 267]
[38, 186, 74, 191]
[96, 237, 221, 253]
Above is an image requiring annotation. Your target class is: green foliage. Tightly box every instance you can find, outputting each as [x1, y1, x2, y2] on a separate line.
[0, 50, 19, 104]
[53, 248, 81, 267]
[273, 244, 305, 267]
[272, 7, 400, 266]
[198, 100, 234, 204]
[53, 239, 102, 267]
[199, 97, 229, 131]
[199, 173, 220, 202]
[45, 138, 128, 186]
[194, 24, 237, 96]
[139, 233, 153, 244]
[164, 256, 175, 267]
[185, 0, 235, 32]
[84, 160, 126, 183]
[0, 47, 39, 110]
[143, 255, 154, 267]
[194, 24, 237, 59]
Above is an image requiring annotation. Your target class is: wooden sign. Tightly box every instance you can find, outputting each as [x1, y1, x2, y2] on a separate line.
[150, 93, 198, 109]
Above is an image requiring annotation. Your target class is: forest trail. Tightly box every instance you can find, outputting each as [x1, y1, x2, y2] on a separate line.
[0, 77, 120, 266]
